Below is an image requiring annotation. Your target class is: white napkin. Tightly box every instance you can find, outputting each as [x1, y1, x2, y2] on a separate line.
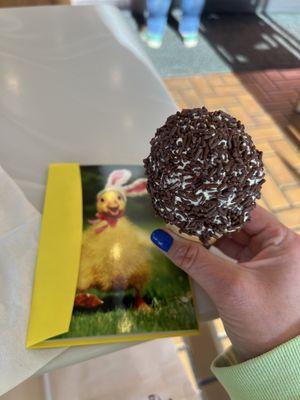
[0, 166, 65, 396]
[48, 339, 201, 400]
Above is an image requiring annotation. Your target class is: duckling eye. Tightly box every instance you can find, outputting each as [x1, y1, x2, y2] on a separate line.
[100, 198, 105, 203]
[117, 195, 122, 201]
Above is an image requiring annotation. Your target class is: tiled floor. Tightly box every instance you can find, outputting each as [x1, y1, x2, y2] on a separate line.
[164, 69, 300, 234]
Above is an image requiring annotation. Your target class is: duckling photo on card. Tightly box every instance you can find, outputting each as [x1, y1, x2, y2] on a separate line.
[59, 165, 198, 340]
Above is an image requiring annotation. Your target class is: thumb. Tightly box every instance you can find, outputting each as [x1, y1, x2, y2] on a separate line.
[151, 229, 237, 302]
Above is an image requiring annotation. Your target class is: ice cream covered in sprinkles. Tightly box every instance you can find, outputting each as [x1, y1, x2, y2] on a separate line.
[143, 107, 265, 247]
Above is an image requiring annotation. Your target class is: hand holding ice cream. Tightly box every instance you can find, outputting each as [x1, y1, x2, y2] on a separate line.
[145, 107, 300, 362]
[151, 206, 300, 362]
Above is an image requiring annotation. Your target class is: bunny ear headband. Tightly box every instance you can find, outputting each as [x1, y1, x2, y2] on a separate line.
[97, 169, 148, 198]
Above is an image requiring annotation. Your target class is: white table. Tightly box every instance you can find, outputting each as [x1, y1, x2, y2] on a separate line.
[0, 4, 217, 373]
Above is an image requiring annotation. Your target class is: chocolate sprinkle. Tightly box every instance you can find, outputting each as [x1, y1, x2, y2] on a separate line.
[143, 107, 265, 247]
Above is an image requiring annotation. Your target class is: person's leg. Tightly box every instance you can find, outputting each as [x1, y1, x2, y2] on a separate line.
[180, 0, 205, 47]
[146, 0, 172, 37]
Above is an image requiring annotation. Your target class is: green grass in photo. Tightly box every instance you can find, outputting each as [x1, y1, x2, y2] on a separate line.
[59, 243, 197, 339]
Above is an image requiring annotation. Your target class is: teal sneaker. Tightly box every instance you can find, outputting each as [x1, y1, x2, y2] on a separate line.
[140, 30, 163, 49]
[181, 33, 199, 48]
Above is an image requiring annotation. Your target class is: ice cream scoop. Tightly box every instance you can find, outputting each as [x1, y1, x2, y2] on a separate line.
[144, 107, 265, 247]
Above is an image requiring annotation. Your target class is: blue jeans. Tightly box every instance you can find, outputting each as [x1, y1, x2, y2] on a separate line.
[147, 0, 205, 37]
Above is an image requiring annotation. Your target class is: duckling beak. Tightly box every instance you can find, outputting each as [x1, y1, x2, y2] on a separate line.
[107, 206, 120, 216]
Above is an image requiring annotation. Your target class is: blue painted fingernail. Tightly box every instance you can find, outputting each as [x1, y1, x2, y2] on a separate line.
[151, 229, 173, 252]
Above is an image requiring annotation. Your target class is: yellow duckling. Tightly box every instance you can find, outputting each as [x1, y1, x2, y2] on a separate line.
[74, 169, 152, 311]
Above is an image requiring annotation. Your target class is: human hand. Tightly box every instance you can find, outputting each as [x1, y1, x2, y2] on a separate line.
[151, 206, 300, 362]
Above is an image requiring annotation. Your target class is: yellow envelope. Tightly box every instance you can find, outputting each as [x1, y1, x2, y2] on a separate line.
[26, 164, 83, 348]
[27, 164, 199, 349]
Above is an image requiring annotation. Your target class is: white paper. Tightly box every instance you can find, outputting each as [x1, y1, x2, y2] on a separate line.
[0, 166, 65, 396]
[48, 339, 201, 400]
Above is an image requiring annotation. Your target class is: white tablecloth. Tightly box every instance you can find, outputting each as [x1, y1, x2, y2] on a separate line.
[0, 4, 216, 393]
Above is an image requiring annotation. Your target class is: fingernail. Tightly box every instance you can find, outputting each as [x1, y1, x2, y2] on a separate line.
[151, 229, 173, 252]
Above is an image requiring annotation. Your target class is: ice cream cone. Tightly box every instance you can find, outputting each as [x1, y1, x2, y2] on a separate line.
[166, 224, 219, 246]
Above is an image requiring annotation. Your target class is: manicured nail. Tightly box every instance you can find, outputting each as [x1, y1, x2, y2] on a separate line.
[151, 229, 173, 252]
